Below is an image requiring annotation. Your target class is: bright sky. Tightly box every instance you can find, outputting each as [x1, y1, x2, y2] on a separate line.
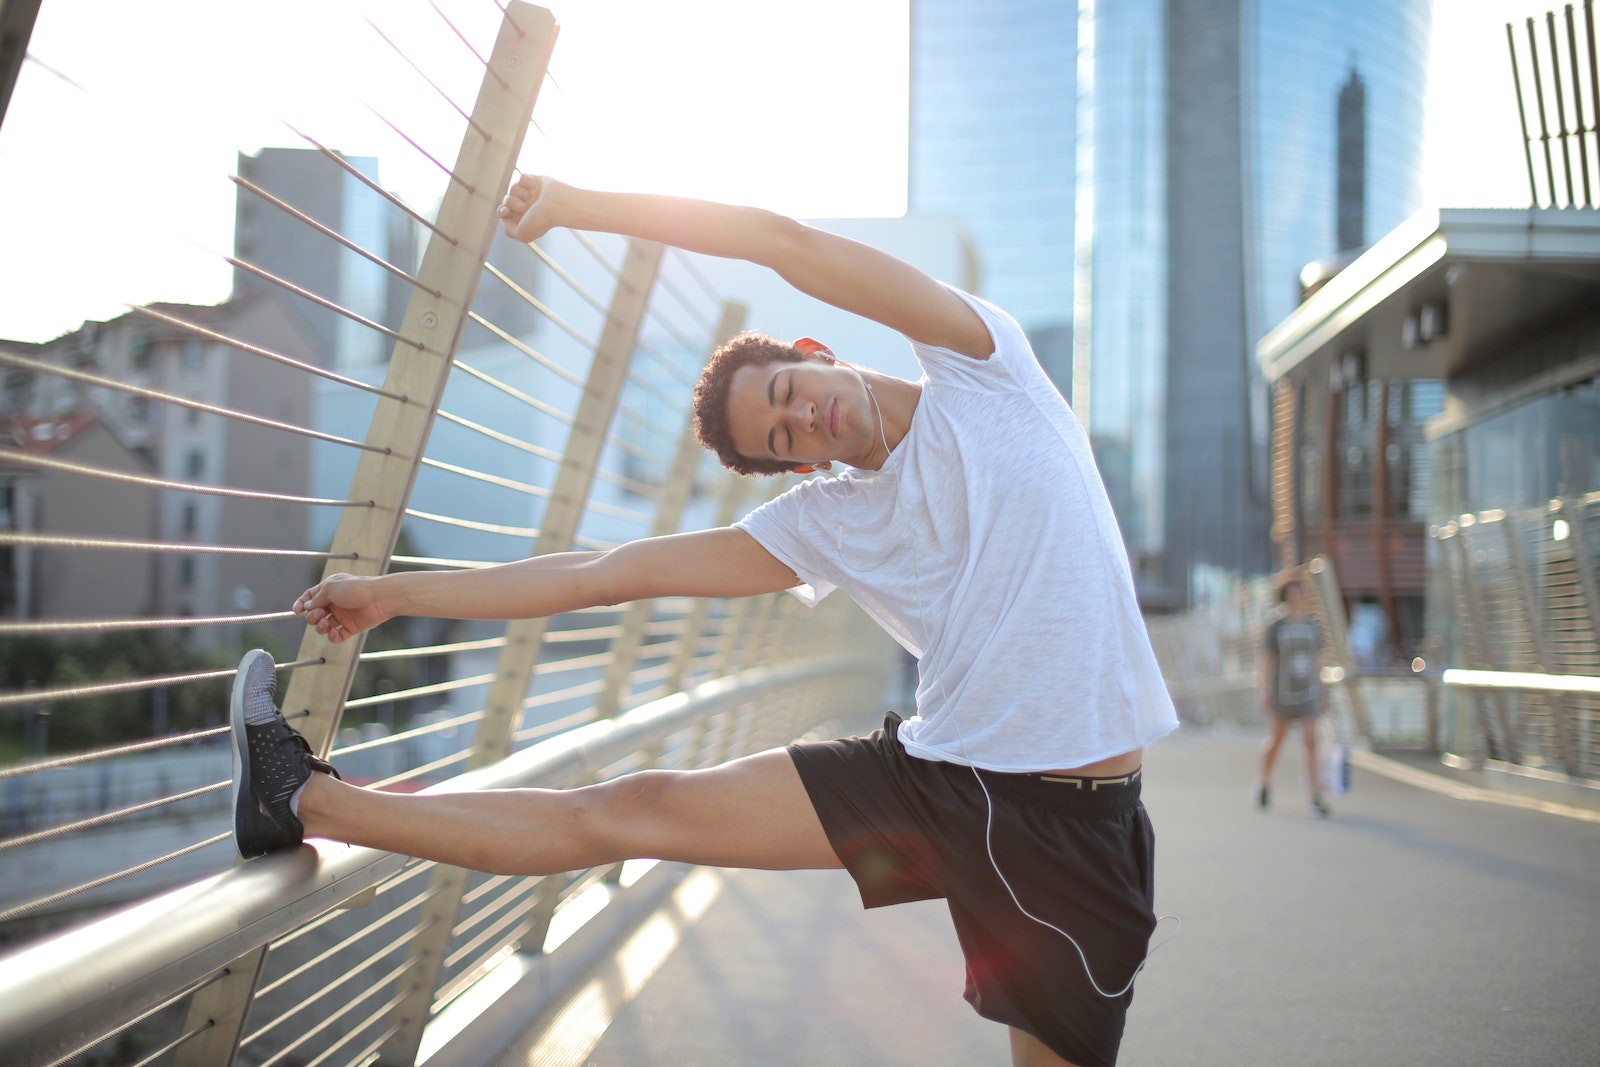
[0, 0, 1564, 343]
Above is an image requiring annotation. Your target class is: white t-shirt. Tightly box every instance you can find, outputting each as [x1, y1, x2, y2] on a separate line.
[735, 288, 1178, 771]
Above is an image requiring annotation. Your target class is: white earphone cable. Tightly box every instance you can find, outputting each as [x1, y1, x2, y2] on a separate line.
[848, 361, 1179, 1000]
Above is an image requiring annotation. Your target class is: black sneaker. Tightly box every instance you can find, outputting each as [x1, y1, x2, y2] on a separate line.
[231, 649, 341, 858]
[1255, 784, 1269, 810]
[1310, 796, 1331, 819]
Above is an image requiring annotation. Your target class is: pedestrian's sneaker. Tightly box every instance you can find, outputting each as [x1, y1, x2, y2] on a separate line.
[1255, 784, 1269, 811]
[1310, 795, 1331, 819]
[231, 648, 341, 858]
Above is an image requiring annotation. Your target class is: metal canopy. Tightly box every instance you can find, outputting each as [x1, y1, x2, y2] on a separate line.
[1258, 207, 1600, 386]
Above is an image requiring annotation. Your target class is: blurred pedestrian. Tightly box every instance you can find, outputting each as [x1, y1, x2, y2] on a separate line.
[1256, 572, 1330, 817]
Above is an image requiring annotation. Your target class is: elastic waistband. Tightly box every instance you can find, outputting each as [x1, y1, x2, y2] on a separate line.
[966, 764, 1143, 816]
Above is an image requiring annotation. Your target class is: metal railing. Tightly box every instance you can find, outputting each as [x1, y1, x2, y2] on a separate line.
[1507, 0, 1600, 209]
[0, 5, 899, 1064]
[1147, 559, 1439, 750]
[1432, 493, 1600, 778]
[0, 657, 887, 1067]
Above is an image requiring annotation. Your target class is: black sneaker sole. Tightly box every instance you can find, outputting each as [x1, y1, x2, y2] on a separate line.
[231, 648, 274, 858]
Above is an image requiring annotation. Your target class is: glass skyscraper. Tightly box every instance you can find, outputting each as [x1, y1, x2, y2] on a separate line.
[909, 0, 1430, 607]
[1250, 1, 1431, 340]
[1073, 0, 1168, 578]
[909, 0, 1079, 388]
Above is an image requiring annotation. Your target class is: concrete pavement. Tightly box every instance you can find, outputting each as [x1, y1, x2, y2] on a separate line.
[507, 723, 1600, 1066]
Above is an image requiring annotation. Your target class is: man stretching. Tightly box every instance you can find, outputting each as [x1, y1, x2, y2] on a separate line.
[231, 175, 1179, 1066]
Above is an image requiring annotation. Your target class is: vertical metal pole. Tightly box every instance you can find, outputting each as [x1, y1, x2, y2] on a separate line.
[379, 238, 662, 1067]
[1547, 11, 1577, 206]
[1529, 17, 1560, 205]
[1586, 0, 1600, 206]
[1499, 511, 1578, 772]
[1509, 22, 1542, 207]
[1268, 378, 1299, 571]
[1559, 496, 1600, 774]
[1454, 523, 1522, 762]
[1566, 3, 1594, 206]
[1557, 498, 1600, 649]
[1373, 380, 1401, 656]
[177, 8, 558, 1067]
[592, 301, 746, 719]
[1320, 382, 1340, 555]
[1434, 527, 1495, 757]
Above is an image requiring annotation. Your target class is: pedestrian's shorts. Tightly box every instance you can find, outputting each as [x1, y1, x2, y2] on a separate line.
[1269, 700, 1322, 722]
[788, 713, 1157, 1067]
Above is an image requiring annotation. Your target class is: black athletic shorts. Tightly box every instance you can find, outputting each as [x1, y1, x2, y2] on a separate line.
[788, 714, 1157, 1067]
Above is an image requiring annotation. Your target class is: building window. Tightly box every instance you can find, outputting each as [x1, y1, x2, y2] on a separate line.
[179, 555, 196, 588]
[182, 341, 204, 378]
[3, 371, 34, 415]
[185, 450, 204, 480]
[181, 501, 198, 537]
[1386, 380, 1444, 521]
[130, 335, 152, 374]
[1335, 380, 1377, 519]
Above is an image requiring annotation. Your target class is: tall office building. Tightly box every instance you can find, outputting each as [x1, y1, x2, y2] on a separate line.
[234, 149, 420, 373]
[1077, 0, 1431, 606]
[909, 0, 1078, 390]
[1073, 0, 1169, 584]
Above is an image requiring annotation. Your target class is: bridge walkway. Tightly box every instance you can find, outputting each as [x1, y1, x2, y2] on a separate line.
[459, 721, 1600, 1066]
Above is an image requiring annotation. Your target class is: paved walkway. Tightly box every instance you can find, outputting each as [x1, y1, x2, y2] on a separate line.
[510, 724, 1600, 1066]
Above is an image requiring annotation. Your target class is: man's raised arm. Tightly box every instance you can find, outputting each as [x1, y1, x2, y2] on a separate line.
[498, 176, 992, 359]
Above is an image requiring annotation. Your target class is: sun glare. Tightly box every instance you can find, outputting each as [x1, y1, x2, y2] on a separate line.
[0, 0, 909, 342]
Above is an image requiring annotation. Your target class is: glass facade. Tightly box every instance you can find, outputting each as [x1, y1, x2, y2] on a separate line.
[1071, 0, 1430, 602]
[1433, 380, 1600, 520]
[338, 162, 390, 371]
[1301, 378, 1444, 527]
[1074, 0, 1166, 564]
[1250, 0, 1431, 343]
[910, 0, 1431, 604]
[909, 0, 1078, 388]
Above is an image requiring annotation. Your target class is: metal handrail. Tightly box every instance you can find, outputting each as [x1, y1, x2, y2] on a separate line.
[0, 656, 881, 1067]
[1442, 668, 1600, 695]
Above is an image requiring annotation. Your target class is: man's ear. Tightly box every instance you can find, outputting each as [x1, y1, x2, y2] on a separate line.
[793, 337, 835, 361]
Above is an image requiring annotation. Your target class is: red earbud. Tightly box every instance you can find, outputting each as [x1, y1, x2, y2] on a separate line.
[793, 337, 834, 360]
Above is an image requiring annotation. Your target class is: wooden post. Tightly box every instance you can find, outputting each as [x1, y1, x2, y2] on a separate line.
[378, 238, 662, 1067]
[664, 473, 755, 694]
[593, 301, 746, 719]
[177, 8, 558, 1067]
[1307, 555, 1372, 741]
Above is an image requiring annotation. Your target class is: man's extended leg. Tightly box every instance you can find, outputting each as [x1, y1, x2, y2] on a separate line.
[295, 750, 842, 875]
[232, 648, 840, 873]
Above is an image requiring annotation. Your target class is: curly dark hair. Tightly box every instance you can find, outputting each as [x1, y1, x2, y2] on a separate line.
[692, 332, 804, 476]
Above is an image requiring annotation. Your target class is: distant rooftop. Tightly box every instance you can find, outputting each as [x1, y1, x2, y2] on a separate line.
[1258, 206, 1600, 385]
